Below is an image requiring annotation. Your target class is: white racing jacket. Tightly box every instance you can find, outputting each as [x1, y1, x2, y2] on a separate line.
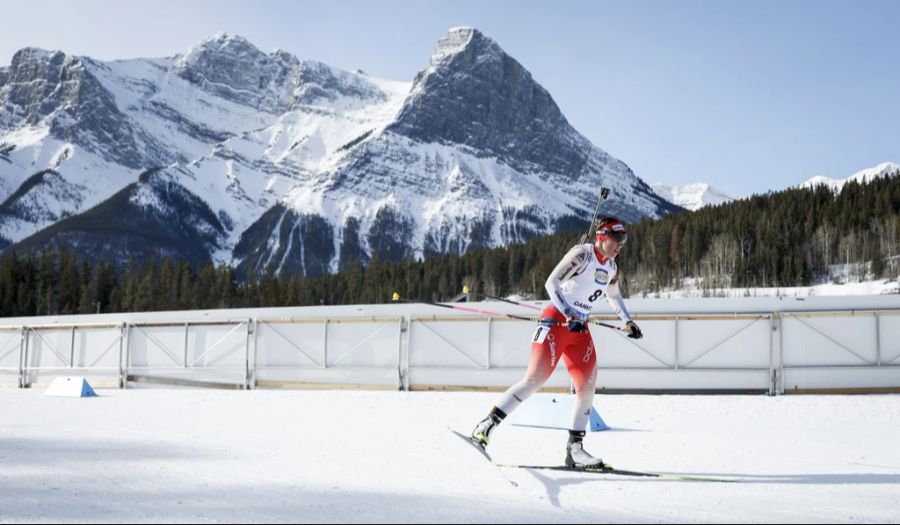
[544, 243, 633, 324]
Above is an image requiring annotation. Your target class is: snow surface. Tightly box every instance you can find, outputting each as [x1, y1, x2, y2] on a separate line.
[641, 277, 900, 299]
[1, 388, 899, 523]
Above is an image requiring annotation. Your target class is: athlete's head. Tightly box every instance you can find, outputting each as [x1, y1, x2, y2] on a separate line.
[594, 217, 628, 258]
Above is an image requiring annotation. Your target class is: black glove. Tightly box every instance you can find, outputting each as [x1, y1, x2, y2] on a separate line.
[567, 319, 589, 333]
[624, 321, 643, 339]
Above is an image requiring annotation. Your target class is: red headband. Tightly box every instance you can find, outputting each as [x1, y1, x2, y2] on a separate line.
[596, 222, 629, 246]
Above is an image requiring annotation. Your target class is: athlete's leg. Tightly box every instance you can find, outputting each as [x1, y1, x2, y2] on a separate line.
[560, 334, 605, 467]
[472, 319, 568, 448]
[561, 334, 598, 432]
[494, 332, 562, 415]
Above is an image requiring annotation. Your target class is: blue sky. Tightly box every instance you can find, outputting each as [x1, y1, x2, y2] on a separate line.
[1, 0, 897, 197]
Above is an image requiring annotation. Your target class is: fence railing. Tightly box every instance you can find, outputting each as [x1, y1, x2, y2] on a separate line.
[1, 306, 898, 394]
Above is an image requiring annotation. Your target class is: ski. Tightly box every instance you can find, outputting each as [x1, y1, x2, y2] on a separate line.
[449, 429, 519, 487]
[451, 428, 735, 484]
[494, 463, 737, 483]
[449, 429, 493, 462]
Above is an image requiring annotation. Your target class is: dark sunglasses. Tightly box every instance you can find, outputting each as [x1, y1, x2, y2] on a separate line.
[598, 230, 629, 244]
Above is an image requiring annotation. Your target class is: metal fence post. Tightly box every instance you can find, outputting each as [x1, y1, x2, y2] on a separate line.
[70, 326, 76, 369]
[323, 320, 329, 369]
[251, 319, 260, 389]
[123, 323, 132, 389]
[778, 313, 785, 395]
[674, 315, 680, 370]
[18, 327, 26, 389]
[184, 322, 190, 368]
[118, 323, 126, 388]
[397, 316, 410, 391]
[404, 316, 412, 390]
[876, 312, 882, 367]
[244, 319, 253, 390]
[768, 313, 777, 396]
[22, 327, 30, 388]
[486, 318, 492, 369]
[397, 316, 403, 390]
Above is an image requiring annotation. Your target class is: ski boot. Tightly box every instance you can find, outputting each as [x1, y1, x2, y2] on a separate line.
[565, 430, 607, 468]
[471, 407, 506, 449]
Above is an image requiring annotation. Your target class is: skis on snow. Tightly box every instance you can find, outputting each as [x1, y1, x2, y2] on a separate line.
[449, 429, 519, 487]
[450, 428, 736, 484]
[493, 463, 737, 483]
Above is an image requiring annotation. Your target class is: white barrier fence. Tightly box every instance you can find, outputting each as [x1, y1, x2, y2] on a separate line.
[1, 298, 899, 394]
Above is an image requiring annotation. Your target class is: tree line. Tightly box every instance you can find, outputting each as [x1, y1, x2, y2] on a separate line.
[0, 174, 898, 317]
[620, 175, 900, 294]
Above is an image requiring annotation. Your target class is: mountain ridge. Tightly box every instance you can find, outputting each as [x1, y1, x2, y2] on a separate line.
[0, 28, 680, 275]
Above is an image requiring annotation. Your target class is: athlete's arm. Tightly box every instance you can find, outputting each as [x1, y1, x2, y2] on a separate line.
[605, 271, 633, 324]
[544, 245, 591, 320]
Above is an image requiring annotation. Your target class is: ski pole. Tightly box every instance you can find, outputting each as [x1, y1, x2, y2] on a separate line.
[462, 286, 543, 311]
[461, 287, 623, 332]
[391, 292, 537, 322]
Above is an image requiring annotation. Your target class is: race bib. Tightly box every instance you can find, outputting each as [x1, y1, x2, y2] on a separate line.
[532, 324, 550, 344]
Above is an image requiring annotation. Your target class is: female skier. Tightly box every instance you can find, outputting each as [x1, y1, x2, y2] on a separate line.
[470, 217, 643, 467]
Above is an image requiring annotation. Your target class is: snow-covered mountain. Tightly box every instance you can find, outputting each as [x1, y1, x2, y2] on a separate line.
[0, 29, 681, 275]
[651, 182, 733, 211]
[800, 162, 900, 192]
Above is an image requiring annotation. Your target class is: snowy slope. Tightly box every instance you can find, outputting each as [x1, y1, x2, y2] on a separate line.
[1, 389, 899, 523]
[0, 29, 679, 275]
[800, 162, 900, 191]
[651, 182, 734, 211]
[233, 28, 679, 276]
[177, 65, 411, 265]
[0, 35, 412, 266]
[0, 40, 281, 245]
[0, 130, 145, 242]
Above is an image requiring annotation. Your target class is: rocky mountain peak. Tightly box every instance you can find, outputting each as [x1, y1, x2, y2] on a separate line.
[10, 47, 72, 72]
[2, 48, 87, 125]
[1, 29, 679, 277]
[175, 33, 301, 113]
[428, 27, 502, 65]
[1, 44, 173, 171]
[291, 60, 389, 107]
[388, 27, 581, 177]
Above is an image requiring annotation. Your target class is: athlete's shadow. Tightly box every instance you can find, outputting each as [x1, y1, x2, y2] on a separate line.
[524, 468, 900, 507]
[527, 470, 592, 508]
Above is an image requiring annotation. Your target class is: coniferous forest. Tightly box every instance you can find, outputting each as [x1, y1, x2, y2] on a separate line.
[1, 174, 898, 317]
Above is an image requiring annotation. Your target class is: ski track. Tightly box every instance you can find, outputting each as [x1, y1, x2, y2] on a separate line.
[1, 389, 899, 523]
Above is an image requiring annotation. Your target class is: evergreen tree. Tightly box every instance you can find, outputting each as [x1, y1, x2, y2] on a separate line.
[36, 250, 56, 316]
[1, 175, 899, 317]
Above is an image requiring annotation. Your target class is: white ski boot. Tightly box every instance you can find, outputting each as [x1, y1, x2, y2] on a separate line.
[565, 430, 606, 468]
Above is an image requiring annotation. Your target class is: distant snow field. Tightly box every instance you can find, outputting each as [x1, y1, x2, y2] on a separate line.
[644, 277, 900, 299]
[1, 389, 899, 523]
[651, 182, 734, 211]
